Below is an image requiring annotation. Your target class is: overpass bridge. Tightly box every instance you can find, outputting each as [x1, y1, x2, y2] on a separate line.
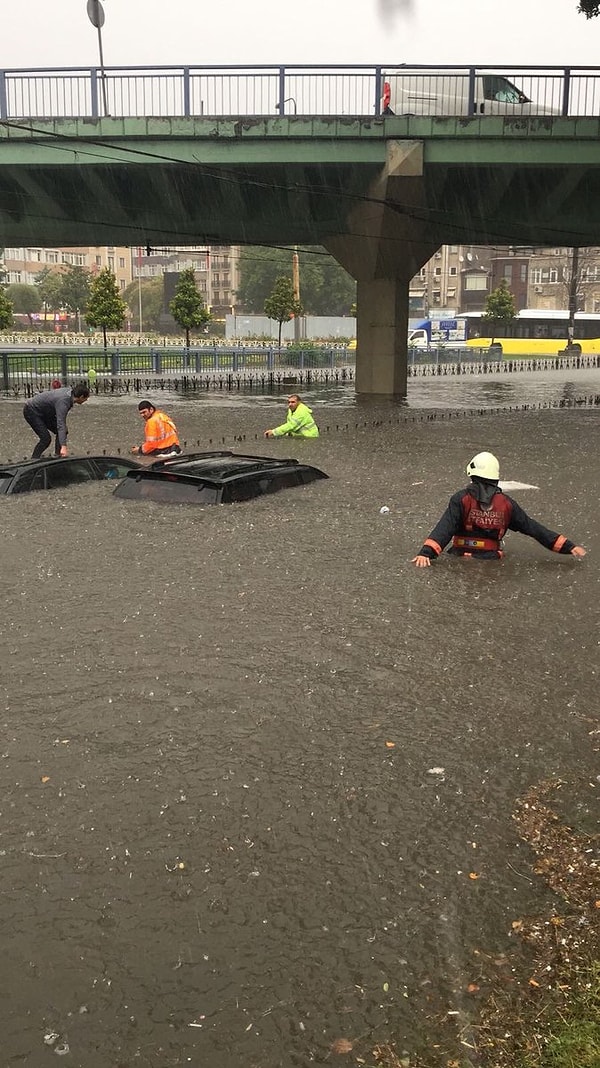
[2, 64, 600, 395]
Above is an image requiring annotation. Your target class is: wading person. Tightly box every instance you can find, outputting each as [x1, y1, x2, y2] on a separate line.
[131, 400, 182, 457]
[264, 394, 319, 439]
[412, 451, 587, 567]
[23, 383, 90, 458]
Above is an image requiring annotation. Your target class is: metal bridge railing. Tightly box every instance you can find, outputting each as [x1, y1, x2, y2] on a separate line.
[1, 64, 600, 122]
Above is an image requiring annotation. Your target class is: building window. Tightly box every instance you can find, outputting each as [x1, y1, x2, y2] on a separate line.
[520, 265, 527, 282]
[46, 251, 59, 264]
[503, 265, 513, 281]
[96, 255, 102, 266]
[119, 257, 125, 269]
[434, 267, 442, 277]
[464, 275, 487, 291]
[531, 268, 542, 284]
[8, 271, 22, 283]
[449, 266, 457, 276]
[27, 249, 42, 261]
[108, 257, 114, 270]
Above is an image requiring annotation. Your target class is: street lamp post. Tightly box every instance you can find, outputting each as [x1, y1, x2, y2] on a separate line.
[86, 0, 109, 117]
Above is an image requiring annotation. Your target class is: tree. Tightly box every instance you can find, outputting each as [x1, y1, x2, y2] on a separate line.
[237, 246, 356, 316]
[578, 0, 600, 16]
[34, 267, 65, 320]
[0, 286, 13, 330]
[482, 279, 516, 344]
[123, 276, 165, 332]
[85, 268, 126, 350]
[60, 264, 92, 315]
[264, 276, 302, 348]
[169, 268, 210, 347]
[6, 283, 41, 327]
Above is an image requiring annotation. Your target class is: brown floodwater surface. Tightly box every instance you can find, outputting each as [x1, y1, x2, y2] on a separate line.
[0, 389, 598, 1067]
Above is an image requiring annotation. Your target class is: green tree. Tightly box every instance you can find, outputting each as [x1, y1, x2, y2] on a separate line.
[264, 276, 302, 349]
[123, 276, 164, 332]
[482, 279, 516, 344]
[169, 268, 210, 347]
[34, 268, 64, 321]
[237, 246, 355, 316]
[60, 264, 92, 316]
[6, 283, 41, 327]
[85, 268, 126, 350]
[578, 0, 600, 16]
[0, 286, 14, 330]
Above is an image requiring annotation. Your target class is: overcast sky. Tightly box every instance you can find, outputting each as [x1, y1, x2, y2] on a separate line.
[2, 0, 599, 70]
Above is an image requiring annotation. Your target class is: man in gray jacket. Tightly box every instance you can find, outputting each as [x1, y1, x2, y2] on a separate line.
[23, 383, 90, 458]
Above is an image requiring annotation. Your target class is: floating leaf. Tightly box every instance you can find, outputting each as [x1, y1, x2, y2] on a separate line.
[41, 776, 50, 783]
[331, 1037, 353, 1054]
[385, 741, 396, 749]
[383, 982, 389, 992]
[529, 978, 540, 987]
[468, 872, 480, 880]
[467, 983, 479, 993]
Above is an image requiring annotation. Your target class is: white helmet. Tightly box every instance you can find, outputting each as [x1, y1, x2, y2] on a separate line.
[466, 451, 500, 481]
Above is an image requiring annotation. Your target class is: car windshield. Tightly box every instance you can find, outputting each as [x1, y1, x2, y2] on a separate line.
[0, 474, 14, 492]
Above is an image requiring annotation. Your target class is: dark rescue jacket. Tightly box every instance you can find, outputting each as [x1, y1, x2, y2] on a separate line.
[418, 482, 577, 561]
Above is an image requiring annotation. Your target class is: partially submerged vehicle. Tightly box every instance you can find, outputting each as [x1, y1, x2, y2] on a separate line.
[0, 455, 140, 495]
[382, 68, 560, 117]
[113, 451, 329, 505]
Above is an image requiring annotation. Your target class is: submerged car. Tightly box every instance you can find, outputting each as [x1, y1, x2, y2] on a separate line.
[0, 455, 141, 495]
[112, 451, 329, 505]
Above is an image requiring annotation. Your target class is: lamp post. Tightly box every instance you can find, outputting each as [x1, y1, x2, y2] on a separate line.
[86, 0, 109, 117]
[292, 246, 301, 342]
[137, 247, 143, 337]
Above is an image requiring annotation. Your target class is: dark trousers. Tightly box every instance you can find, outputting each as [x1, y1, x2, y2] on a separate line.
[23, 405, 62, 459]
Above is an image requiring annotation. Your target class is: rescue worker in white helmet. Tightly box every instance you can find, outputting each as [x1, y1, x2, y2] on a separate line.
[412, 451, 587, 567]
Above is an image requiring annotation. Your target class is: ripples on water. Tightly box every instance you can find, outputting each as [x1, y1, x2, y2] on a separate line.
[0, 384, 598, 1067]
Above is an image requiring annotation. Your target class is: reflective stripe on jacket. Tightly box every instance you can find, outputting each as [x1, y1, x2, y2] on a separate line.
[417, 486, 577, 560]
[272, 402, 319, 438]
[141, 410, 180, 454]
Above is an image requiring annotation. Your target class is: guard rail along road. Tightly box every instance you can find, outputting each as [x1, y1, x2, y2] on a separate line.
[1, 64, 600, 121]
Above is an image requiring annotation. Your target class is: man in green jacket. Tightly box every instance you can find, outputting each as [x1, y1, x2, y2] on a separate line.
[264, 394, 319, 439]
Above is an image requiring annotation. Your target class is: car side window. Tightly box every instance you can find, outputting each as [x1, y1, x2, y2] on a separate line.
[92, 458, 138, 480]
[11, 468, 47, 494]
[45, 460, 95, 489]
[225, 478, 261, 503]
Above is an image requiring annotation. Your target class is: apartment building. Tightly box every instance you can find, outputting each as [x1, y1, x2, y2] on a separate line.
[410, 245, 493, 316]
[2, 245, 133, 292]
[133, 245, 241, 316]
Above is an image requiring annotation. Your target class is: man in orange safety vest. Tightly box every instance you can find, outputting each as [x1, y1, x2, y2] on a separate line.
[131, 400, 182, 457]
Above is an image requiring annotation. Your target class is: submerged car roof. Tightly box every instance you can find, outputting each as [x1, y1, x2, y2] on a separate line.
[0, 455, 140, 476]
[149, 451, 322, 483]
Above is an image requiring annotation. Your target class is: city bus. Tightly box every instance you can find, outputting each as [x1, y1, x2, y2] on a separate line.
[461, 309, 600, 357]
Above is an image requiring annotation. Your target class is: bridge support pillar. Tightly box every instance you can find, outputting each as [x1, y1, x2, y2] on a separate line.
[355, 276, 410, 396]
[325, 139, 438, 397]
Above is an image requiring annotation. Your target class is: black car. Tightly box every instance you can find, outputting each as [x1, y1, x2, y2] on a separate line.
[0, 455, 141, 495]
[113, 451, 329, 505]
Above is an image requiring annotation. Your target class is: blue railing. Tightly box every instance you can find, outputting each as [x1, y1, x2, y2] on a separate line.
[0, 64, 599, 122]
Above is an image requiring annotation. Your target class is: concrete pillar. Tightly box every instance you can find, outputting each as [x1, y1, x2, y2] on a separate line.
[324, 140, 438, 397]
[356, 276, 410, 396]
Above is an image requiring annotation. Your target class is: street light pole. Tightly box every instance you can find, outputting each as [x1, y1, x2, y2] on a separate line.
[86, 0, 109, 117]
[137, 247, 143, 337]
[292, 246, 301, 342]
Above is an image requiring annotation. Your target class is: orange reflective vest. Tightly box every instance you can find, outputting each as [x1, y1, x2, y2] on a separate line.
[141, 410, 180, 454]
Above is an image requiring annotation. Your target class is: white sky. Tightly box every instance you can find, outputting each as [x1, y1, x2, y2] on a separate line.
[2, 0, 599, 70]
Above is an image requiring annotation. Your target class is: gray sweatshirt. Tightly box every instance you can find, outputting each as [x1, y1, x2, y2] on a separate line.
[24, 388, 74, 446]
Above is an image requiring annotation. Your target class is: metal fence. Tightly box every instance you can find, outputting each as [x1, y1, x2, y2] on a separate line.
[1, 64, 600, 121]
[0, 345, 356, 391]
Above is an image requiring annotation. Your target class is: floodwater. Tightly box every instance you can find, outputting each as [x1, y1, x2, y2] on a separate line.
[1, 377, 598, 1067]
